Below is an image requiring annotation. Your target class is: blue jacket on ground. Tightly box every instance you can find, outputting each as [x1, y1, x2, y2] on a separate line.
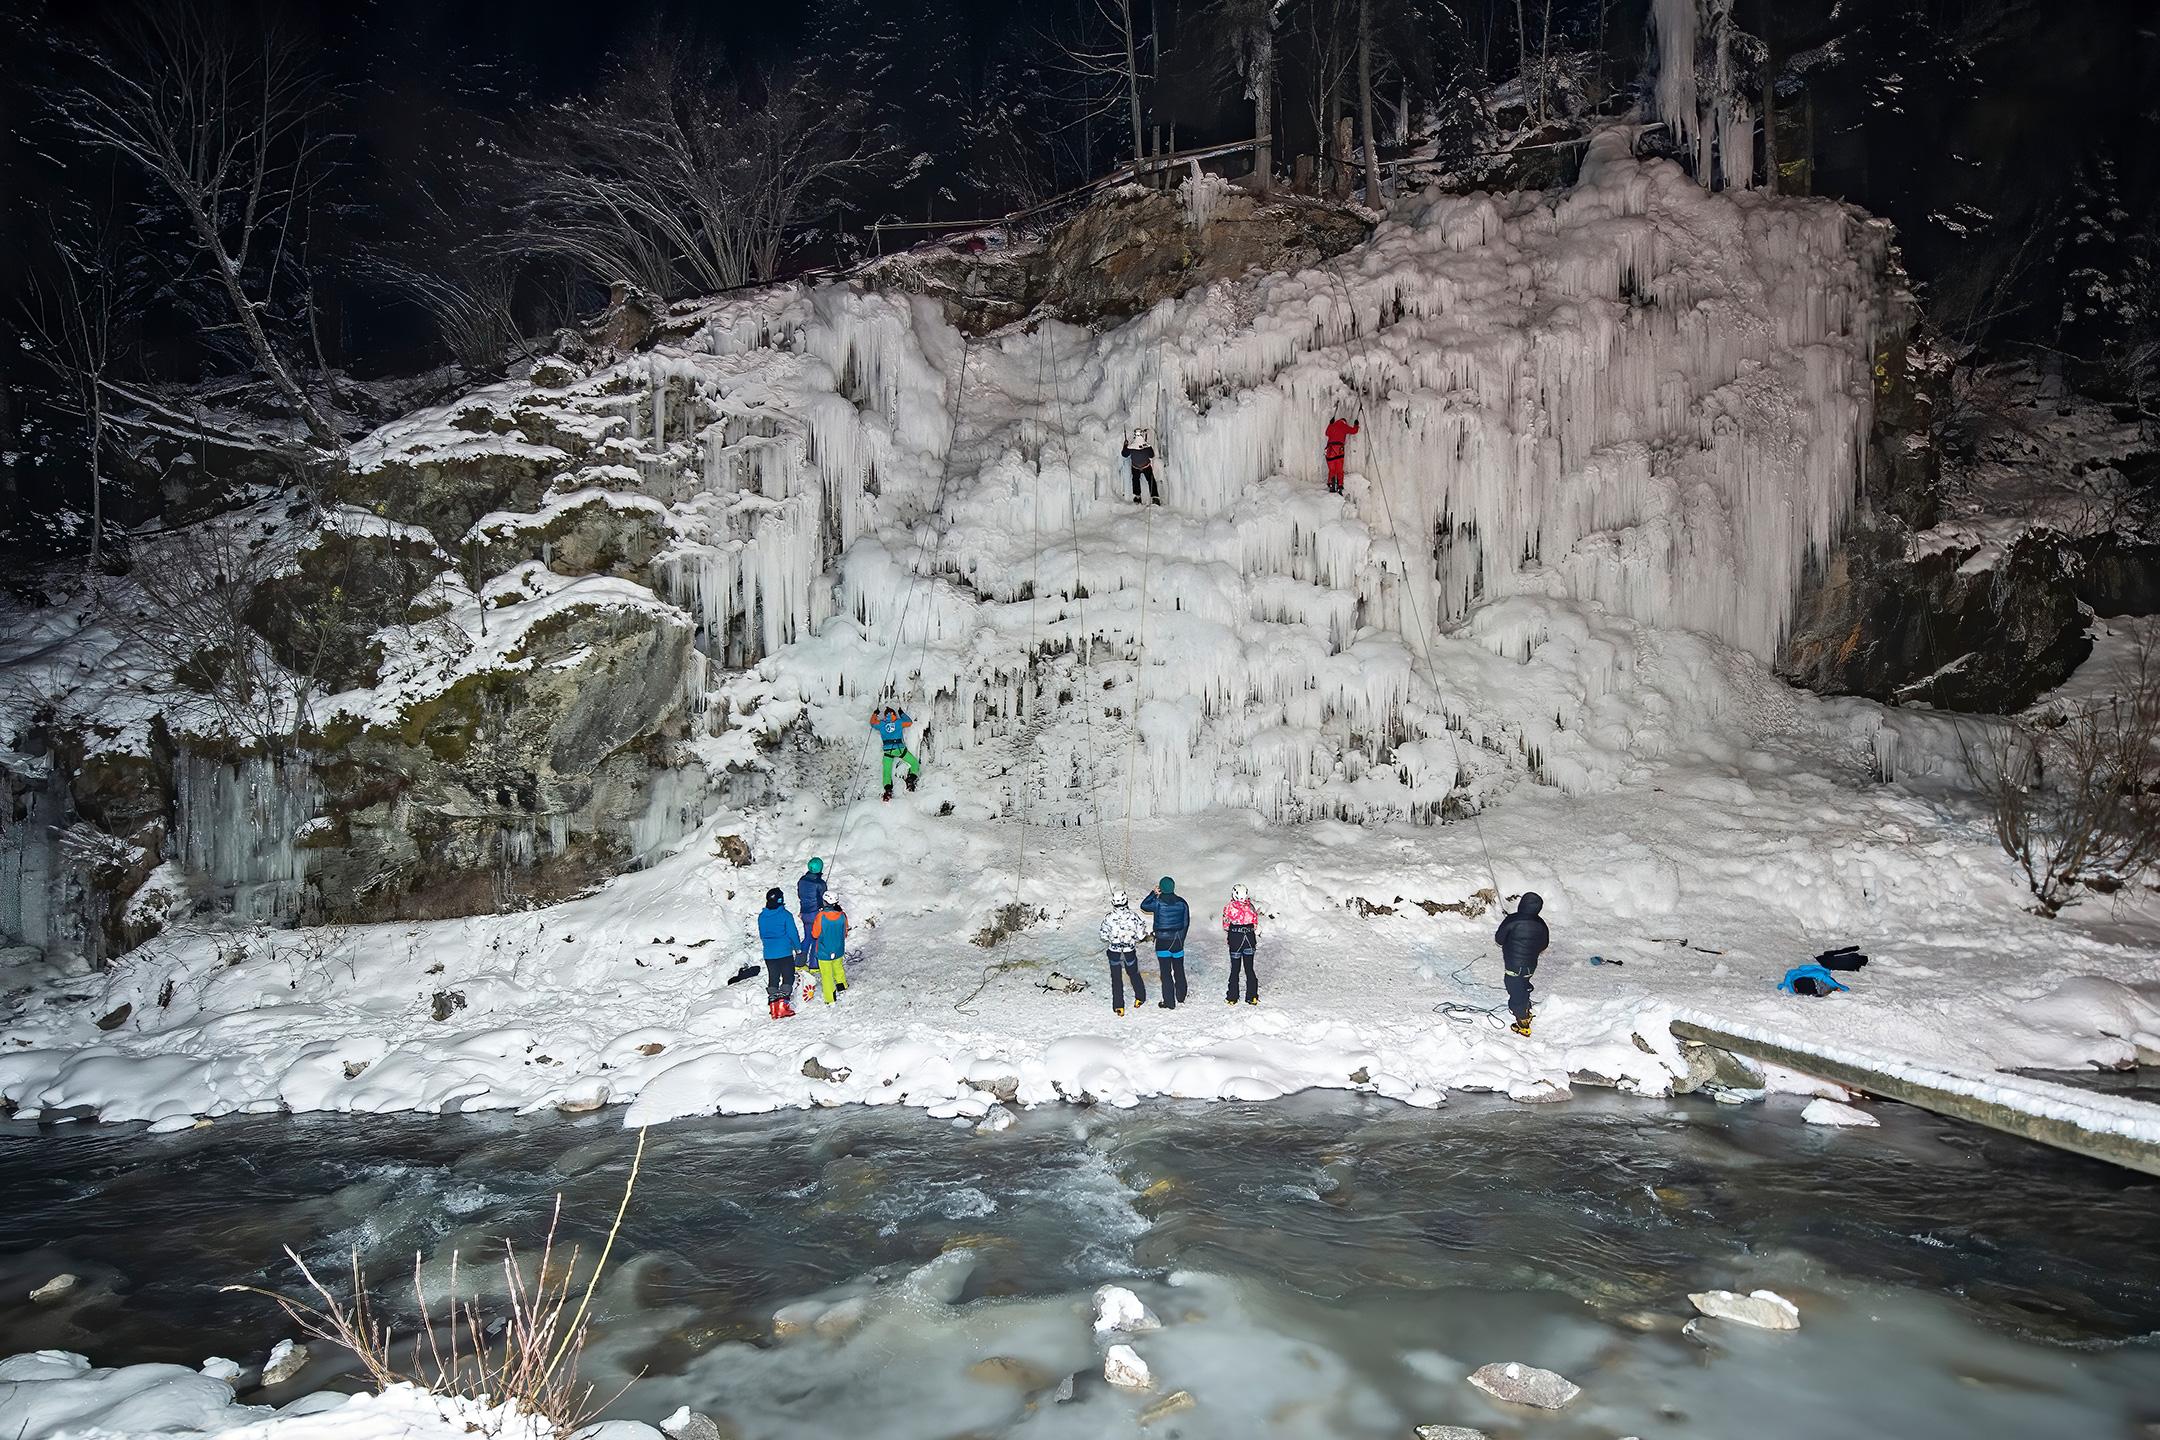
[873, 712, 913, 747]
[810, 907, 847, 961]
[1141, 891, 1189, 934]
[758, 904, 801, 960]
[1778, 963, 1848, 995]
[797, 870, 827, 915]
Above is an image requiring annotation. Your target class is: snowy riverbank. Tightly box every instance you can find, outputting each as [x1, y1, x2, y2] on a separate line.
[5, 720, 2157, 1134]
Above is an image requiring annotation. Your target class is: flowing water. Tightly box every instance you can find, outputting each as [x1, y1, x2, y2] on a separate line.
[3, 1092, 2158, 1439]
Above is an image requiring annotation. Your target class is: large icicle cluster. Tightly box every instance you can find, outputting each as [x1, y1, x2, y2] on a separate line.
[275, 137, 1886, 843]
[1652, 0, 1758, 190]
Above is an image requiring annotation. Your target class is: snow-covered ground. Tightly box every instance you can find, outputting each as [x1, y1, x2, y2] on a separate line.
[0, 1351, 578, 1440]
[3, 135, 2157, 1139]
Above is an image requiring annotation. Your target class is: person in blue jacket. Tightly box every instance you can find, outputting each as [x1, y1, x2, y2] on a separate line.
[872, 706, 921, 800]
[796, 857, 827, 956]
[1141, 877, 1189, 1009]
[757, 887, 802, 1020]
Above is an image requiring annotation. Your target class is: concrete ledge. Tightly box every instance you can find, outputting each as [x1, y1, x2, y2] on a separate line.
[1669, 1013, 2160, 1179]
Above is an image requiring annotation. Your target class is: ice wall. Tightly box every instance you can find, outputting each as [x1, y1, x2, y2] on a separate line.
[173, 753, 320, 923]
[352, 137, 1885, 835]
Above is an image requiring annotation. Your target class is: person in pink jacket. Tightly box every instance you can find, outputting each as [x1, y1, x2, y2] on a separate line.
[1222, 883, 1260, 1005]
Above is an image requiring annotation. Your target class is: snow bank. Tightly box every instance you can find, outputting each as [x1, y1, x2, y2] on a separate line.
[0, 1352, 571, 1440]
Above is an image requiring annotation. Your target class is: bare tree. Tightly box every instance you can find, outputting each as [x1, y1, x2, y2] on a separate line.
[1295, 0, 1358, 192]
[19, 209, 133, 571]
[1214, 0, 1280, 193]
[105, 517, 323, 758]
[1965, 635, 2160, 913]
[1357, 0, 1382, 206]
[52, 10, 340, 446]
[1051, 0, 1152, 173]
[513, 42, 881, 299]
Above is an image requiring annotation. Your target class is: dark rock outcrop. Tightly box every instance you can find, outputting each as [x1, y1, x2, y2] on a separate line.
[875, 184, 1373, 334]
[1780, 333, 2156, 714]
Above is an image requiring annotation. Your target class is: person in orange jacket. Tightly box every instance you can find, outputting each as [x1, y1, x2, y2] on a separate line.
[1324, 416, 1359, 493]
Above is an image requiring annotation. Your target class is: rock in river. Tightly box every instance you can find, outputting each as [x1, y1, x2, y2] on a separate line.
[1689, 1289, 1801, 1330]
[1466, 1361, 1580, 1409]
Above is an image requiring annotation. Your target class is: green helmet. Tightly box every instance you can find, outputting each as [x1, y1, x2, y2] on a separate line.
[1158, 876, 1175, 896]
[808, 857, 824, 873]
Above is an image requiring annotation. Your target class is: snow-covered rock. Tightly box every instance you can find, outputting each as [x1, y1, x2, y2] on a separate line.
[199, 1359, 243, 1384]
[1092, 1285, 1162, 1335]
[1465, 1361, 1579, 1409]
[1688, 1289, 1801, 1330]
[1102, 1344, 1154, 1390]
[1801, 1098, 1880, 1128]
[259, 1341, 309, 1388]
[658, 1408, 723, 1440]
[28, 1275, 78, 1304]
[1412, 1428, 1490, 1440]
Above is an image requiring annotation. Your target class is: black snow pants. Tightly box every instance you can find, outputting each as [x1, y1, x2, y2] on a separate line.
[766, 954, 798, 1004]
[1108, 947, 1147, 1010]
[1225, 924, 1258, 1002]
[1131, 466, 1159, 503]
[1154, 926, 1188, 1007]
[1504, 968, 1533, 1021]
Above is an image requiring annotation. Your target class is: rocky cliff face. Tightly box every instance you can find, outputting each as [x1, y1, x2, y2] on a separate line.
[865, 181, 1372, 333]
[1779, 339, 2159, 714]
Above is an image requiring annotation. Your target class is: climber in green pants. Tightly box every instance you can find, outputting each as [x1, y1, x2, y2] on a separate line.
[872, 706, 921, 801]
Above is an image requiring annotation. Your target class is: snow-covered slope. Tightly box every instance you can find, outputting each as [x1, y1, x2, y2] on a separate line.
[5, 136, 2155, 1133]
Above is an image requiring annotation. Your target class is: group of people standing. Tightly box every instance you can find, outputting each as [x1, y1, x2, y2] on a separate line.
[1098, 877, 1261, 1015]
[753, 861, 1549, 1036]
[756, 857, 849, 1019]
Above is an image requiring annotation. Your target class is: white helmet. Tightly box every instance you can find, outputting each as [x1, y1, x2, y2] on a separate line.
[1131, 427, 1149, 445]
[1231, 883, 1250, 902]
[1109, 889, 1129, 907]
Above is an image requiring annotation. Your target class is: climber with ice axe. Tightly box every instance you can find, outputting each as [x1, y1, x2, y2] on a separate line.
[1122, 428, 1161, 505]
[1324, 415, 1359, 494]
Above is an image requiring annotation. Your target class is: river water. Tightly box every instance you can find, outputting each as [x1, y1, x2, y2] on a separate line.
[3, 1092, 2157, 1439]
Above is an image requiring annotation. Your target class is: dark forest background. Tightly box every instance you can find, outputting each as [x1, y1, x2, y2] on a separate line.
[2, 0, 2156, 557]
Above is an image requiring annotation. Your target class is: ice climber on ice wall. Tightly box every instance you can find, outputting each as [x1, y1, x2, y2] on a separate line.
[1324, 415, 1359, 493]
[872, 706, 921, 800]
[1100, 890, 1150, 1016]
[1121, 427, 1161, 504]
[1223, 883, 1261, 1005]
[1495, 893, 1550, 1037]
[1142, 878, 1190, 1009]
[758, 888, 802, 1020]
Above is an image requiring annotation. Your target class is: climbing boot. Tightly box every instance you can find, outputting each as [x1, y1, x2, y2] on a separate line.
[1246, 996, 1259, 1005]
[905, 771, 918, 792]
[778, 999, 797, 1019]
[882, 784, 893, 802]
[1511, 1014, 1532, 1037]
[1113, 1006, 1125, 1017]
[768, 1000, 782, 1021]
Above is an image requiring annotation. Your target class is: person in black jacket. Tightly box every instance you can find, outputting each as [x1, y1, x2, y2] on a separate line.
[1140, 876, 1189, 1008]
[1494, 892, 1548, 1037]
[1121, 428, 1160, 505]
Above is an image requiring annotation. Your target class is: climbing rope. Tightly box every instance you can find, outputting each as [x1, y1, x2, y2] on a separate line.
[824, 335, 975, 872]
[1116, 321, 1171, 884]
[1045, 322, 1114, 886]
[1319, 263, 1505, 904]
